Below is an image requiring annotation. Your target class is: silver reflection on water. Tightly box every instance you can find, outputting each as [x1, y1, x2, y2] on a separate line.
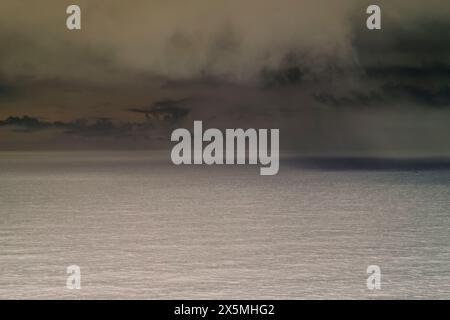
[0, 151, 449, 299]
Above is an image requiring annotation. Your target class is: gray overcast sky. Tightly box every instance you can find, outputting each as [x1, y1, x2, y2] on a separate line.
[0, 0, 449, 155]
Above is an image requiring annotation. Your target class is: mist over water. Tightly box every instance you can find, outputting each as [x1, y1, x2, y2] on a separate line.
[0, 151, 449, 299]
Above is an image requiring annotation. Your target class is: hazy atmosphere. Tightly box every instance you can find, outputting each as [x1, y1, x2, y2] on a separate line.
[0, 0, 449, 155]
[1, 1, 449, 300]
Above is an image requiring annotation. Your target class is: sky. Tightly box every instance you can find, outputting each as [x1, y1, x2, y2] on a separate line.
[0, 0, 449, 155]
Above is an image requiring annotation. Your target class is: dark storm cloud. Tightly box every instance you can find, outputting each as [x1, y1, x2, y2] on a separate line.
[128, 99, 190, 122]
[63, 118, 132, 137]
[314, 91, 383, 108]
[353, 11, 450, 83]
[381, 84, 450, 108]
[0, 115, 151, 137]
[354, 20, 450, 58]
[312, 10, 450, 110]
[0, 116, 56, 132]
[314, 84, 450, 108]
[0, 77, 17, 101]
[0, 97, 191, 137]
[364, 64, 450, 79]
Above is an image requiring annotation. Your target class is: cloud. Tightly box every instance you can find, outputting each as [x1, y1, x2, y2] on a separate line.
[0, 96, 190, 138]
[354, 19, 450, 66]
[364, 64, 450, 79]
[128, 99, 190, 122]
[63, 118, 133, 137]
[0, 78, 16, 101]
[0, 0, 357, 83]
[0, 115, 139, 137]
[1, 0, 449, 86]
[260, 66, 304, 87]
[314, 84, 450, 108]
[0, 0, 450, 155]
[381, 84, 450, 108]
[314, 91, 383, 108]
[0, 116, 56, 132]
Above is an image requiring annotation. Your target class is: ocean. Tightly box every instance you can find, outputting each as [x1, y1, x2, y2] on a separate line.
[0, 151, 449, 299]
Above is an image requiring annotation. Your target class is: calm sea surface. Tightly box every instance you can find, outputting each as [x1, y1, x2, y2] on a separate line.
[0, 151, 449, 299]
